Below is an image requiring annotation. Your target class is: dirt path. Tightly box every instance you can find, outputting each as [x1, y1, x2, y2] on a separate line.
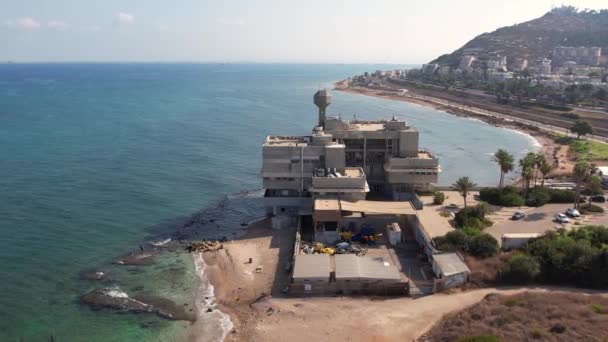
[250, 287, 607, 342]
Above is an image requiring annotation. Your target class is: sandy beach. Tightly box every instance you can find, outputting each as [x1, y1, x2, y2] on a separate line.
[334, 80, 574, 178]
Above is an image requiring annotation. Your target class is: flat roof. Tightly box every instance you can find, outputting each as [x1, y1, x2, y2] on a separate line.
[293, 254, 330, 280]
[335, 255, 402, 281]
[314, 199, 341, 211]
[433, 253, 470, 277]
[502, 233, 543, 238]
[340, 200, 416, 216]
[417, 210, 454, 238]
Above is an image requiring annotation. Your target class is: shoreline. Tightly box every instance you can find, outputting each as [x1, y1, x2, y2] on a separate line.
[334, 80, 573, 178]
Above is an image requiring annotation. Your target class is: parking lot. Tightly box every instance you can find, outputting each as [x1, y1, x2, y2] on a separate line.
[486, 202, 608, 242]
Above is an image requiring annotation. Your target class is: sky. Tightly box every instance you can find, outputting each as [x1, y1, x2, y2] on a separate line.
[1, 0, 607, 63]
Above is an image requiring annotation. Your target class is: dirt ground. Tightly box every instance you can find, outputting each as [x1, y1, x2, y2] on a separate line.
[191, 222, 608, 342]
[420, 291, 608, 342]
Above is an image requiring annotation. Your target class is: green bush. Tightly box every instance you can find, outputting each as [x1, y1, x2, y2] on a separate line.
[469, 234, 499, 258]
[433, 191, 446, 205]
[455, 335, 501, 342]
[501, 254, 540, 284]
[546, 188, 576, 203]
[434, 230, 469, 252]
[454, 205, 489, 229]
[527, 187, 551, 207]
[479, 187, 524, 207]
[501, 192, 526, 207]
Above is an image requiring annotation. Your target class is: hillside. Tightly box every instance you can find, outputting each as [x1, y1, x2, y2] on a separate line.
[431, 6, 608, 67]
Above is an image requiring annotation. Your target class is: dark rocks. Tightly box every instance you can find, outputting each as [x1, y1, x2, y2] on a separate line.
[550, 323, 567, 334]
[186, 241, 223, 253]
[79, 270, 106, 281]
[113, 250, 160, 266]
[80, 288, 196, 322]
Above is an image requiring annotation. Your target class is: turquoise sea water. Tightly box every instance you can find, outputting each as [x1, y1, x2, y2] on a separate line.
[0, 63, 538, 341]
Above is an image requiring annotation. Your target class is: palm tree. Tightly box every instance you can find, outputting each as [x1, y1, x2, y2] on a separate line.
[519, 153, 536, 199]
[452, 177, 477, 208]
[573, 160, 592, 209]
[493, 149, 514, 188]
[533, 153, 546, 187]
[539, 159, 554, 187]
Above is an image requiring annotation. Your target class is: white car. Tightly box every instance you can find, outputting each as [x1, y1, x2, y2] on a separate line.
[566, 208, 581, 217]
[555, 213, 570, 224]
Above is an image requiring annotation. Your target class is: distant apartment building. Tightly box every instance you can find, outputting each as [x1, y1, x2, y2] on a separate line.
[261, 90, 440, 210]
[530, 58, 552, 75]
[510, 57, 528, 72]
[552, 46, 602, 66]
[486, 56, 507, 72]
[458, 55, 476, 72]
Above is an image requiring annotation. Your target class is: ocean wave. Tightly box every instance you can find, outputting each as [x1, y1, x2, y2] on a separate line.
[192, 253, 233, 342]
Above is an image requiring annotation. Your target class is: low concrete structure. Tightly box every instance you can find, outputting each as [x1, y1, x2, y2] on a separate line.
[334, 254, 407, 295]
[501, 233, 542, 250]
[432, 253, 470, 290]
[291, 254, 331, 295]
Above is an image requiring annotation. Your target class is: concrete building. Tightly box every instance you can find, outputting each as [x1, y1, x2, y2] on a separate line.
[458, 55, 476, 71]
[553, 46, 602, 66]
[261, 90, 441, 212]
[431, 253, 470, 289]
[486, 56, 507, 72]
[510, 57, 528, 72]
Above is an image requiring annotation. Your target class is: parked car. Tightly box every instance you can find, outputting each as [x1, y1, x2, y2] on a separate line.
[511, 212, 526, 220]
[555, 213, 571, 224]
[566, 208, 581, 217]
[446, 203, 459, 209]
[591, 195, 606, 203]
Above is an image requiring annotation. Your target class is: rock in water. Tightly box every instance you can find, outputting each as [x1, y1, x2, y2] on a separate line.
[80, 288, 196, 322]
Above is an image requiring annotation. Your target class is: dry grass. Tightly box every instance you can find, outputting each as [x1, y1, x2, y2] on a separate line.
[463, 252, 515, 287]
[420, 292, 608, 342]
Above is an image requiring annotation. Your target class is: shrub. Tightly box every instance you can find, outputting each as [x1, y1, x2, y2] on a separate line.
[479, 186, 524, 207]
[455, 335, 501, 342]
[591, 303, 605, 314]
[455, 205, 490, 229]
[469, 233, 499, 258]
[434, 230, 469, 252]
[433, 191, 446, 205]
[527, 187, 551, 207]
[530, 328, 544, 339]
[501, 254, 540, 284]
[547, 188, 576, 203]
[501, 192, 526, 207]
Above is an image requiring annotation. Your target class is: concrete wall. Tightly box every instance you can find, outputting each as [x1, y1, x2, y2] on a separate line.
[398, 130, 419, 157]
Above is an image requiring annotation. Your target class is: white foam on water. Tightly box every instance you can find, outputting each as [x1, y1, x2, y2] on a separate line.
[151, 238, 172, 246]
[104, 287, 129, 299]
[192, 253, 233, 342]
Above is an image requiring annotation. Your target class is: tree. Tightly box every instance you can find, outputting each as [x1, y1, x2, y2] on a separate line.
[519, 153, 536, 199]
[573, 160, 591, 209]
[501, 254, 540, 284]
[539, 158, 554, 187]
[493, 149, 514, 188]
[452, 177, 476, 208]
[570, 120, 593, 139]
[533, 153, 546, 187]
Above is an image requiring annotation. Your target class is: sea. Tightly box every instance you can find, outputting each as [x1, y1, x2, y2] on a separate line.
[0, 63, 539, 341]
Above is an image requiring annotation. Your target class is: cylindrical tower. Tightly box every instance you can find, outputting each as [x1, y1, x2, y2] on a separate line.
[313, 89, 332, 127]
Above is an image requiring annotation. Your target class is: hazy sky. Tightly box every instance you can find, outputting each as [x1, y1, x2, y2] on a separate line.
[1, 0, 606, 63]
